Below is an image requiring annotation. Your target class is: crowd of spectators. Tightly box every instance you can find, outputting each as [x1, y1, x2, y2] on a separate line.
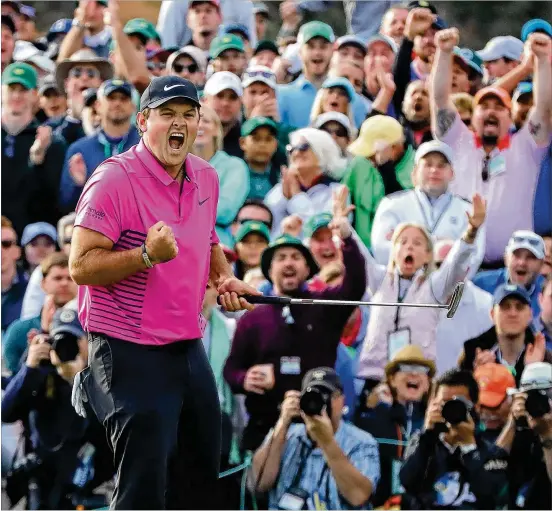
[1, 0, 552, 509]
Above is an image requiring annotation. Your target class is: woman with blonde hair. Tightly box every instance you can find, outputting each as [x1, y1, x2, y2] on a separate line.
[309, 77, 357, 129]
[355, 193, 487, 384]
[192, 104, 250, 247]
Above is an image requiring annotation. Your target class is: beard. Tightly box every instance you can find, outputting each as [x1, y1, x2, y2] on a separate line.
[482, 134, 499, 145]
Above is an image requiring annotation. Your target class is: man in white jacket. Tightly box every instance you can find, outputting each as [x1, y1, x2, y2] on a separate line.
[371, 140, 485, 278]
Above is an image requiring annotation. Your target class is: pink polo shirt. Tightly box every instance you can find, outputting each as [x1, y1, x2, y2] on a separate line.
[438, 113, 548, 263]
[74, 140, 220, 345]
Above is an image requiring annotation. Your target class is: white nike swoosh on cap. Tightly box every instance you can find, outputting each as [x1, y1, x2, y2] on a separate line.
[163, 84, 187, 91]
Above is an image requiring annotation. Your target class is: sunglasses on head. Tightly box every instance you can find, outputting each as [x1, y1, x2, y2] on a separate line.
[1, 240, 16, 249]
[147, 61, 166, 71]
[70, 67, 101, 79]
[244, 69, 275, 80]
[173, 62, 199, 74]
[286, 141, 310, 155]
[511, 235, 542, 248]
[323, 126, 348, 138]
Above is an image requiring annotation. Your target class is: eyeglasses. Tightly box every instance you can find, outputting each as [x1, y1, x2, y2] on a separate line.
[286, 141, 310, 155]
[147, 61, 166, 71]
[481, 155, 490, 182]
[1, 240, 16, 249]
[69, 67, 101, 80]
[323, 126, 348, 138]
[173, 62, 199, 74]
[244, 68, 275, 81]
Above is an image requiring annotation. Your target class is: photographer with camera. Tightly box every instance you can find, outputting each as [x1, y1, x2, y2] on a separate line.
[251, 367, 380, 510]
[495, 362, 552, 509]
[2, 308, 113, 510]
[399, 369, 509, 510]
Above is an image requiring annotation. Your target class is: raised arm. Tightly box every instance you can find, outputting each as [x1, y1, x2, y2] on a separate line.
[430, 28, 460, 138]
[56, 1, 89, 62]
[525, 33, 552, 146]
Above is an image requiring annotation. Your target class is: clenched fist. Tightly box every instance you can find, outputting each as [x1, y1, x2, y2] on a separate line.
[435, 28, 460, 53]
[145, 221, 178, 265]
[405, 7, 435, 41]
[528, 32, 552, 60]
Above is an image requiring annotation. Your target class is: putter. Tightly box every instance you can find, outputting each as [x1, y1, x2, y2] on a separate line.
[220, 282, 465, 319]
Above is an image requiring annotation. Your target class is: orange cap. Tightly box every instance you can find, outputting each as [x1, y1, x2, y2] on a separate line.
[473, 86, 512, 110]
[474, 363, 515, 408]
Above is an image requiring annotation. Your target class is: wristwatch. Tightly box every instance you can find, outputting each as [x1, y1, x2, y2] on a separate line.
[541, 437, 552, 450]
[141, 243, 154, 269]
[72, 18, 88, 30]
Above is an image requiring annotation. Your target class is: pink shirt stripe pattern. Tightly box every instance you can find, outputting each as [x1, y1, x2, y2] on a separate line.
[75, 140, 220, 345]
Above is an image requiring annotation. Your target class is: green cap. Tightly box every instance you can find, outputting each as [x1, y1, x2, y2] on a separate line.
[210, 34, 245, 59]
[124, 18, 159, 43]
[241, 116, 278, 137]
[97, 0, 108, 5]
[260, 234, 319, 282]
[455, 47, 483, 76]
[297, 21, 335, 45]
[235, 221, 271, 244]
[304, 212, 333, 239]
[2, 62, 38, 90]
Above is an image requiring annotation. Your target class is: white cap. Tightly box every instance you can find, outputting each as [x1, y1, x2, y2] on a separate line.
[506, 230, 545, 260]
[519, 362, 552, 392]
[166, 45, 208, 74]
[476, 36, 523, 62]
[367, 34, 398, 54]
[414, 140, 454, 165]
[242, 65, 277, 89]
[336, 35, 367, 55]
[204, 71, 243, 97]
[312, 112, 354, 139]
[281, 43, 302, 76]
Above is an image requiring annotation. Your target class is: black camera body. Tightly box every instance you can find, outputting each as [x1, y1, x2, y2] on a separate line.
[50, 332, 80, 363]
[525, 389, 551, 418]
[441, 396, 474, 426]
[299, 385, 332, 417]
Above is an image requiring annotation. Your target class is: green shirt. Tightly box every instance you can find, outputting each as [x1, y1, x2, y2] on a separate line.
[3, 315, 41, 374]
[342, 146, 415, 248]
[247, 165, 273, 200]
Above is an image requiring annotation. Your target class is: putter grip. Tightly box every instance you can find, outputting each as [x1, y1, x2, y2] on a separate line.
[217, 295, 291, 306]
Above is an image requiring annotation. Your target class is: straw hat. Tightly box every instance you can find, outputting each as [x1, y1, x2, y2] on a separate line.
[385, 345, 436, 378]
[55, 48, 113, 90]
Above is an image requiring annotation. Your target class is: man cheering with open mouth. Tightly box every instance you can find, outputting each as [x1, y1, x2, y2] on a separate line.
[69, 75, 259, 510]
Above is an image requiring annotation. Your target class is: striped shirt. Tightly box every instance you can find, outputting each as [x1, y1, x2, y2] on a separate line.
[75, 140, 220, 345]
[267, 421, 380, 510]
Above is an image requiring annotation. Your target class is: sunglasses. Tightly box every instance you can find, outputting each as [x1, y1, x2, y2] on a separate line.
[238, 218, 271, 229]
[397, 364, 430, 375]
[1, 240, 16, 249]
[323, 126, 348, 138]
[29, 238, 54, 248]
[147, 61, 166, 71]
[511, 235, 543, 248]
[481, 155, 490, 182]
[286, 141, 310, 155]
[244, 68, 275, 80]
[70, 67, 101, 80]
[173, 62, 199, 74]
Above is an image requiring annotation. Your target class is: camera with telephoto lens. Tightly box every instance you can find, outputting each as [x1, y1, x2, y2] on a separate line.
[50, 332, 80, 362]
[441, 396, 474, 426]
[525, 389, 551, 418]
[299, 385, 332, 417]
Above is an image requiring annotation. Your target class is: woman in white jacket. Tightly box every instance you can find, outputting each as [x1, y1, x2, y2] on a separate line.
[356, 193, 486, 383]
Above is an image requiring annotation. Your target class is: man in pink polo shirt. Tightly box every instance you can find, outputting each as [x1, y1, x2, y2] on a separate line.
[430, 28, 551, 266]
[69, 75, 258, 509]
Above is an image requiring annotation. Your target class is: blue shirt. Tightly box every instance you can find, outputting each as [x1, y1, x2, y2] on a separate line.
[278, 75, 368, 129]
[268, 420, 380, 510]
[59, 127, 140, 211]
[533, 142, 551, 236]
[1, 269, 28, 333]
[472, 268, 545, 318]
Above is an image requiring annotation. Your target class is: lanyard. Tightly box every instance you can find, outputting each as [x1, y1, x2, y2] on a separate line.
[493, 345, 523, 377]
[289, 443, 331, 499]
[97, 131, 128, 159]
[414, 190, 453, 234]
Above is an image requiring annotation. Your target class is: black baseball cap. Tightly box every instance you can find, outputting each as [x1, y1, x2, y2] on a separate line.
[407, 0, 437, 14]
[302, 367, 343, 393]
[140, 75, 200, 111]
[83, 87, 98, 107]
[99, 78, 132, 98]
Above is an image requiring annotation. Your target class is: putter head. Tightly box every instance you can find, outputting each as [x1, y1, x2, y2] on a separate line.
[446, 282, 465, 318]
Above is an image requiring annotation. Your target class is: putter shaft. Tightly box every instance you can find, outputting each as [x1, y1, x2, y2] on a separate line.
[287, 298, 447, 309]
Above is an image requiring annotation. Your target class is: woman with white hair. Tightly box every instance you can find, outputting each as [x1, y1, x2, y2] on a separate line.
[191, 104, 250, 247]
[264, 127, 348, 236]
[356, 194, 486, 385]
